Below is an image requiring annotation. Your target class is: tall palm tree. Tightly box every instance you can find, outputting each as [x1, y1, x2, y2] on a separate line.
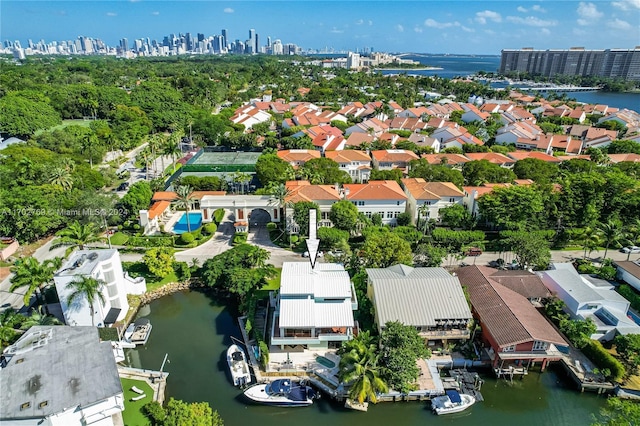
[20, 306, 62, 330]
[66, 276, 106, 327]
[624, 219, 640, 261]
[81, 133, 99, 168]
[338, 332, 388, 404]
[48, 166, 74, 190]
[10, 257, 62, 307]
[598, 220, 624, 260]
[50, 221, 101, 256]
[148, 134, 163, 175]
[175, 185, 194, 233]
[577, 226, 601, 259]
[163, 132, 182, 174]
[268, 183, 293, 237]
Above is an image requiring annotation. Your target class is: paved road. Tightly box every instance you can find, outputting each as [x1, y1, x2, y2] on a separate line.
[459, 248, 640, 268]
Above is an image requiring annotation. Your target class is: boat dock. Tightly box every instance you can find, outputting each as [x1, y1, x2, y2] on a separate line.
[558, 349, 615, 394]
[443, 369, 484, 402]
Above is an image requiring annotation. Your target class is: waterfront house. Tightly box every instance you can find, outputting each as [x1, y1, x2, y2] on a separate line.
[54, 249, 146, 327]
[456, 265, 567, 372]
[271, 262, 358, 350]
[325, 150, 372, 183]
[343, 180, 407, 225]
[401, 178, 464, 224]
[538, 263, 640, 341]
[0, 326, 125, 426]
[366, 265, 472, 347]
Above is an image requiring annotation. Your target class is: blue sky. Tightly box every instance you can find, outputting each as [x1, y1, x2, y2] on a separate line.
[2, 1, 639, 54]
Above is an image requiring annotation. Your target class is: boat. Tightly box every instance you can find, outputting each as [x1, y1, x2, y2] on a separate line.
[124, 318, 152, 346]
[243, 379, 318, 407]
[227, 344, 252, 387]
[430, 390, 475, 415]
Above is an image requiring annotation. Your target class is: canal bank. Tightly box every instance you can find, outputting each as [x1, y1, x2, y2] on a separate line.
[125, 290, 607, 426]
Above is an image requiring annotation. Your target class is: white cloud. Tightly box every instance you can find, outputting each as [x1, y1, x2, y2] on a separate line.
[531, 5, 546, 12]
[395, 24, 404, 32]
[223, 7, 234, 13]
[106, 12, 117, 17]
[541, 28, 551, 35]
[607, 18, 632, 30]
[576, 2, 603, 25]
[355, 19, 364, 25]
[461, 26, 474, 33]
[506, 16, 557, 27]
[151, 11, 160, 16]
[517, 6, 528, 13]
[612, 0, 640, 10]
[414, 26, 423, 33]
[475, 10, 502, 24]
[424, 18, 458, 29]
[329, 27, 344, 34]
[368, 20, 373, 26]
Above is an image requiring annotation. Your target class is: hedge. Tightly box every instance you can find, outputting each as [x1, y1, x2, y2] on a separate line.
[179, 232, 195, 244]
[618, 285, 640, 313]
[127, 236, 174, 247]
[232, 232, 248, 246]
[213, 208, 225, 224]
[581, 339, 626, 382]
[203, 222, 217, 235]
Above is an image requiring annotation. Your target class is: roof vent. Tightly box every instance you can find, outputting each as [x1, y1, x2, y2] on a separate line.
[20, 402, 31, 411]
[15, 358, 24, 364]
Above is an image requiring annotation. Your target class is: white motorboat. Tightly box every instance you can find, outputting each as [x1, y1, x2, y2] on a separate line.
[243, 379, 318, 407]
[227, 344, 252, 387]
[123, 318, 152, 346]
[431, 390, 475, 415]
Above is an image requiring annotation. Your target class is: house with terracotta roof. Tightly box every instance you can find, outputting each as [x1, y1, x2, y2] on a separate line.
[462, 184, 511, 216]
[421, 153, 471, 168]
[499, 107, 537, 125]
[464, 152, 515, 167]
[139, 201, 172, 234]
[461, 103, 491, 123]
[285, 181, 341, 226]
[337, 101, 367, 117]
[583, 127, 620, 149]
[397, 106, 431, 119]
[370, 149, 420, 174]
[431, 123, 484, 149]
[599, 109, 640, 135]
[301, 125, 346, 153]
[345, 132, 375, 148]
[344, 117, 390, 137]
[325, 150, 372, 183]
[456, 265, 568, 372]
[407, 133, 440, 152]
[495, 121, 542, 146]
[276, 149, 321, 168]
[229, 104, 273, 131]
[507, 151, 563, 163]
[387, 116, 429, 133]
[608, 153, 640, 163]
[401, 178, 465, 224]
[343, 180, 408, 225]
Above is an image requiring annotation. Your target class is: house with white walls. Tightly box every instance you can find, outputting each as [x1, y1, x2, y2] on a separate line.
[343, 180, 407, 225]
[54, 250, 146, 327]
[325, 150, 372, 182]
[370, 149, 419, 174]
[285, 181, 341, 227]
[401, 178, 464, 224]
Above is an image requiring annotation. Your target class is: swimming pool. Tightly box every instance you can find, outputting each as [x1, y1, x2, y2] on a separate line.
[316, 356, 336, 369]
[173, 212, 203, 234]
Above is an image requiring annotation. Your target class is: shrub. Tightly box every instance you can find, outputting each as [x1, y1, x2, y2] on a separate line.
[213, 208, 225, 224]
[203, 222, 217, 235]
[581, 339, 625, 382]
[232, 232, 248, 246]
[173, 261, 191, 281]
[143, 401, 166, 424]
[259, 340, 270, 367]
[619, 285, 640, 312]
[396, 212, 411, 226]
[179, 232, 195, 244]
[289, 235, 299, 244]
[266, 222, 277, 231]
[127, 236, 174, 247]
[598, 265, 617, 281]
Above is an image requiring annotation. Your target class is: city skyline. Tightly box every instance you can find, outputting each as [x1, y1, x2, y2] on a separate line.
[2, 1, 639, 55]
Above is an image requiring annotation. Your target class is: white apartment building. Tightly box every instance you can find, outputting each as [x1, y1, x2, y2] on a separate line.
[54, 250, 146, 327]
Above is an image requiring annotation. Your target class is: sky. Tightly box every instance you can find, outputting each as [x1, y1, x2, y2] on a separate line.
[1, 1, 639, 54]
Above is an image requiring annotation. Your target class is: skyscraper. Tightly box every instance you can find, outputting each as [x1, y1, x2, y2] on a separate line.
[221, 29, 228, 50]
[248, 29, 256, 54]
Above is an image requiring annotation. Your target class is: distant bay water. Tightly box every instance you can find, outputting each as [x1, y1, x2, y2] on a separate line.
[370, 53, 639, 111]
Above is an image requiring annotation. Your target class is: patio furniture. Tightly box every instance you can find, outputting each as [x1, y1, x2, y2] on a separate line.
[131, 386, 144, 395]
[131, 394, 146, 401]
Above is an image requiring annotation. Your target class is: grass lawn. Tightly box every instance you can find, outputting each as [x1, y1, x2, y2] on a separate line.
[110, 232, 129, 246]
[34, 119, 93, 136]
[124, 262, 179, 292]
[263, 268, 281, 291]
[120, 378, 153, 426]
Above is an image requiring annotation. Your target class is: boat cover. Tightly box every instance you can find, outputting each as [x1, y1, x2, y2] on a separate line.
[288, 385, 310, 402]
[232, 351, 244, 362]
[445, 390, 462, 403]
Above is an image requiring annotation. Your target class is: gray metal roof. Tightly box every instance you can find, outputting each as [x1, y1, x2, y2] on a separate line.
[280, 262, 352, 298]
[0, 326, 122, 420]
[366, 265, 472, 327]
[279, 298, 354, 328]
[55, 249, 117, 277]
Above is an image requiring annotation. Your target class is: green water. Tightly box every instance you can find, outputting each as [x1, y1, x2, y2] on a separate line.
[125, 290, 607, 426]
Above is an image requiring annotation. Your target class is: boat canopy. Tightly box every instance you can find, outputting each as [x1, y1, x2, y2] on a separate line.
[267, 379, 291, 395]
[445, 390, 462, 403]
[232, 351, 244, 362]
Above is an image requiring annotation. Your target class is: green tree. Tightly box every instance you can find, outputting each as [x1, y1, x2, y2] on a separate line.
[49, 221, 101, 256]
[439, 204, 475, 229]
[559, 318, 597, 349]
[292, 201, 319, 237]
[614, 334, 640, 371]
[143, 247, 176, 279]
[65, 276, 107, 327]
[408, 159, 464, 188]
[330, 200, 360, 231]
[300, 157, 351, 185]
[462, 160, 516, 186]
[413, 244, 448, 267]
[10, 257, 63, 306]
[512, 158, 559, 183]
[0, 94, 62, 138]
[267, 183, 293, 239]
[144, 398, 223, 426]
[591, 397, 640, 426]
[478, 185, 545, 230]
[338, 331, 388, 404]
[379, 321, 430, 393]
[255, 154, 294, 186]
[501, 230, 551, 270]
[120, 181, 153, 218]
[20, 306, 63, 330]
[359, 231, 413, 268]
[598, 220, 624, 259]
[317, 227, 350, 250]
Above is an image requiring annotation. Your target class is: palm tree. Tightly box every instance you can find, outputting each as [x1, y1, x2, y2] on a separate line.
[577, 226, 601, 259]
[48, 166, 74, 190]
[81, 133, 99, 168]
[163, 132, 182, 174]
[625, 219, 640, 261]
[338, 332, 388, 404]
[20, 306, 62, 330]
[598, 220, 624, 260]
[268, 183, 293, 238]
[50, 221, 101, 256]
[10, 257, 63, 307]
[175, 185, 194, 233]
[65, 276, 106, 327]
[0, 308, 24, 349]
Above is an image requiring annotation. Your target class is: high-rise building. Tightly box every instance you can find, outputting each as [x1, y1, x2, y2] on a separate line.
[248, 29, 256, 54]
[221, 29, 228, 50]
[500, 47, 640, 81]
[120, 38, 129, 52]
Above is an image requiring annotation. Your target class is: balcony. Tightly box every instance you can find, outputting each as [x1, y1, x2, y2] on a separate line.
[418, 328, 470, 340]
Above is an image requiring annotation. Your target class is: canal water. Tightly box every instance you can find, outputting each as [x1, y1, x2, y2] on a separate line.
[126, 290, 606, 426]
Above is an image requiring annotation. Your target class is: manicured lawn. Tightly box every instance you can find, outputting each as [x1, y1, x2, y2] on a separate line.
[123, 262, 179, 292]
[120, 378, 153, 426]
[262, 268, 282, 291]
[110, 232, 129, 246]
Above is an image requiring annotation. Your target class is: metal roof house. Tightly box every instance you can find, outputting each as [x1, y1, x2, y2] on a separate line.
[271, 262, 358, 350]
[366, 265, 472, 346]
[0, 326, 124, 426]
[538, 263, 640, 341]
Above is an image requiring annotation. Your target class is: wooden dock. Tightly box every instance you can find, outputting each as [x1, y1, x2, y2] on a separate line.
[446, 369, 484, 402]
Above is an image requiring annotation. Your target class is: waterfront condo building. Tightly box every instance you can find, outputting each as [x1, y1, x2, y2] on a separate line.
[53, 249, 146, 327]
[500, 47, 640, 81]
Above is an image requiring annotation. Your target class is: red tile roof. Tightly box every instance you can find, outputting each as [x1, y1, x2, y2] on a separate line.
[344, 180, 407, 201]
[148, 201, 171, 220]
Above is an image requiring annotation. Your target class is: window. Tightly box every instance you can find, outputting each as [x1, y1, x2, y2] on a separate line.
[503, 345, 515, 352]
[103, 269, 116, 283]
[321, 212, 330, 220]
[358, 201, 365, 206]
[397, 201, 401, 206]
[386, 211, 393, 218]
[423, 201, 432, 206]
[394, 211, 400, 218]
[365, 212, 372, 218]
[532, 341, 548, 351]
[449, 198, 456, 203]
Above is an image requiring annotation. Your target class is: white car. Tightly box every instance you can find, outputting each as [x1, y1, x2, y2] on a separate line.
[622, 246, 640, 254]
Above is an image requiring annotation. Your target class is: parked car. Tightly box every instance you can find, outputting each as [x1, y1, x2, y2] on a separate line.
[622, 246, 640, 254]
[464, 247, 483, 257]
[302, 251, 323, 258]
[117, 182, 130, 191]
